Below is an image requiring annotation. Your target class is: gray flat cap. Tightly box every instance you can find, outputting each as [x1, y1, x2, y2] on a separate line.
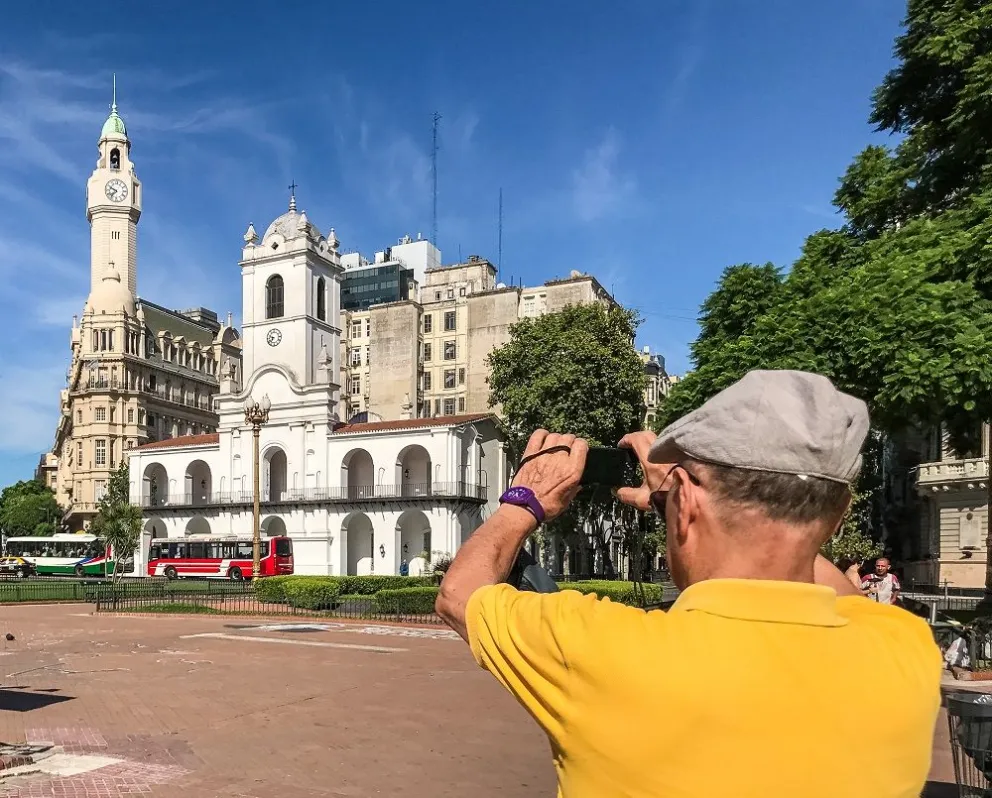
[649, 370, 869, 484]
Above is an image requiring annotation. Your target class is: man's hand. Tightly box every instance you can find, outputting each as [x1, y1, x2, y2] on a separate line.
[512, 430, 588, 521]
[615, 431, 678, 511]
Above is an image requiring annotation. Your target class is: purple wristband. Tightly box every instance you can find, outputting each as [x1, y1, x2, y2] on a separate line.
[499, 486, 545, 525]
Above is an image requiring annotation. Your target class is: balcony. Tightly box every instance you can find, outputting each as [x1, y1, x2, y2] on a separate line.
[916, 457, 989, 493]
[139, 481, 490, 509]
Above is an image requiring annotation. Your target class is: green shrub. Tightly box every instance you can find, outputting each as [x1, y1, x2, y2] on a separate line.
[558, 580, 663, 607]
[373, 586, 439, 615]
[254, 575, 295, 603]
[336, 575, 435, 595]
[281, 578, 342, 610]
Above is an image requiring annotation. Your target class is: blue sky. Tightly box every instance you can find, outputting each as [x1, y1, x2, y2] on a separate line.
[0, 0, 904, 486]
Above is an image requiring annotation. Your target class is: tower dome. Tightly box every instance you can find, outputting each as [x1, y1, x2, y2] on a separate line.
[85, 263, 136, 316]
[101, 105, 127, 138]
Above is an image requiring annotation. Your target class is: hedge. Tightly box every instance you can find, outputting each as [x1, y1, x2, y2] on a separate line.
[281, 578, 342, 610]
[254, 575, 435, 604]
[559, 580, 663, 607]
[373, 586, 439, 615]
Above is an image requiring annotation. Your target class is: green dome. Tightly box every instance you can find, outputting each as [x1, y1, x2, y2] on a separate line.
[101, 104, 127, 138]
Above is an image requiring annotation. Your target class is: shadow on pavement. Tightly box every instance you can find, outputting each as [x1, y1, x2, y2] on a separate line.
[0, 689, 75, 712]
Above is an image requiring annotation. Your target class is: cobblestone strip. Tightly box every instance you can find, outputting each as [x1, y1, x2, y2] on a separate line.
[0, 761, 186, 797]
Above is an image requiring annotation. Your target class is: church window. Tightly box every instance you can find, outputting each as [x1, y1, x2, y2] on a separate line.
[95, 407, 106, 422]
[316, 277, 326, 321]
[109, 148, 120, 170]
[265, 275, 285, 319]
[95, 439, 107, 467]
[444, 399, 455, 416]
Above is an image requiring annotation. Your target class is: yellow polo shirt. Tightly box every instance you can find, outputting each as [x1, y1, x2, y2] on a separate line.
[467, 579, 941, 797]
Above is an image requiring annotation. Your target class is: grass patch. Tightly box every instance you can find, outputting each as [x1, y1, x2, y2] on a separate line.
[0, 582, 90, 602]
[125, 603, 224, 614]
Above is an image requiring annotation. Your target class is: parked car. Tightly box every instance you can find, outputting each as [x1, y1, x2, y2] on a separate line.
[0, 557, 36, 578]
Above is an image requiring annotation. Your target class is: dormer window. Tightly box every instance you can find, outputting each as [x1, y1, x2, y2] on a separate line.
[110, 148, 120, 170]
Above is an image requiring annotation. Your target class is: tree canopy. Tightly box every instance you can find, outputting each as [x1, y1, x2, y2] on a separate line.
[0, 480, 62, 537]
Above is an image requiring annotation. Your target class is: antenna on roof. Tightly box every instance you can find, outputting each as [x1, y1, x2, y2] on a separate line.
[431, 112, 441, 250]
[497, 187, 503, 279]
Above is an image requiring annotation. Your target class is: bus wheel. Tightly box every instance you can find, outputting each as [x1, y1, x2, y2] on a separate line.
[74, 564, 85, 577]
[228, 567, 243, 581]
[164, 566, 178, 580]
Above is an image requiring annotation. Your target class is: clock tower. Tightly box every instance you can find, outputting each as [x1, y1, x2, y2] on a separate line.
[86, 83, 141, 296]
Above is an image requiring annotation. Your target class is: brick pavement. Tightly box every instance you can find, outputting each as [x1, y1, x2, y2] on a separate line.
[0, 604, 554, 797]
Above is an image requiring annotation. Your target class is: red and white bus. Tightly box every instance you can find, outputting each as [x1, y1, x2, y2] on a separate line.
[147, 535, 294, 580]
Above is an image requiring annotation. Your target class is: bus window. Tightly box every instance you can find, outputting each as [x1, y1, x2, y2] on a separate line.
[149, 545, 161, 560]
[188, 543, 206, 559]
[275, 538, 292, 556]
[260, 541, 270, 558]
[221, 542, 238, 559]
[236, 542, 253, 559]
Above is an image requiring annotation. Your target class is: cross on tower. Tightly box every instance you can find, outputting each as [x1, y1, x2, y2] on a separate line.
[288, 180, 298, 211]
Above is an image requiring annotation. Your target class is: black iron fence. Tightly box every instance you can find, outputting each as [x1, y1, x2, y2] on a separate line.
[93, 582, 444, 624]
[140, 481, 489, 508]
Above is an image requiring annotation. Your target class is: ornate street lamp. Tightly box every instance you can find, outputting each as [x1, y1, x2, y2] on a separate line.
[244, 394, 271, 579]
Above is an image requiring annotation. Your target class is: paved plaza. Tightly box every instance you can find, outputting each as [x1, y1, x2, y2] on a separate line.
[0, 604, 554, 797]
[0, 603, 967, 796]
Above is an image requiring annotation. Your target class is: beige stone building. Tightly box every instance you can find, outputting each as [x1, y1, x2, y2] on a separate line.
[45, 97, 242, 531]
[903, 425, 990, 589]
[338, 256, 662, 423]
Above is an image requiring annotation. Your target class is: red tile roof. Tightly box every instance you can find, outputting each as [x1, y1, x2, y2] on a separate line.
[333, 413, 492, 434]
[136, 433, 220, 451]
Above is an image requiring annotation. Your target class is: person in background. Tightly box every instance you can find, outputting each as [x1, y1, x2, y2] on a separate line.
[863, 557, 900, 604]
[837, 556, 865, 592]
[436, 370, 940, 798]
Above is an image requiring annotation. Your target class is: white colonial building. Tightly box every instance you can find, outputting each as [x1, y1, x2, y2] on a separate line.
[127, 196, 507, 576]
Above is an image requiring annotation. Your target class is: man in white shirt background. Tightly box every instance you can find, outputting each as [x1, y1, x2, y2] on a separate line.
[863, 557, 900, 604]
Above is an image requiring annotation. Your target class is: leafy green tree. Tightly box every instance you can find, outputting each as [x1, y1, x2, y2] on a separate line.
[90, 464, 141, 582]
[0, 480, 62, 537]
[488, 303, 647, 574]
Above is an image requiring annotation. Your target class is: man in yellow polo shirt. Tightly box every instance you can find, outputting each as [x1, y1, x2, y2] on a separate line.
[436, 370, 941, 797]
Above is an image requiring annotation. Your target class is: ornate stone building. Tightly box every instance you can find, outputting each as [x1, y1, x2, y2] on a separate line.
[46, 96, 242, 531]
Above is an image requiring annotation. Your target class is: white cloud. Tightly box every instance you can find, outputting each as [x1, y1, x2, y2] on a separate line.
[571, 128, 636, 222]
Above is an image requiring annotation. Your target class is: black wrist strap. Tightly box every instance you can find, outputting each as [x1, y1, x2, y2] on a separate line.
[518, 445, 572, 468]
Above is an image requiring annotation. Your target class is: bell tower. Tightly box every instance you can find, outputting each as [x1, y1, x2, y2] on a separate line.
[86, 77, 141, 296]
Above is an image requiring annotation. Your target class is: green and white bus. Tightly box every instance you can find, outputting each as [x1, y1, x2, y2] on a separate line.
[5, 534, 115, 577]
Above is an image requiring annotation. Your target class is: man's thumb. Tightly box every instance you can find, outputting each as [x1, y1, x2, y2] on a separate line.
[615, 486, 650, 512]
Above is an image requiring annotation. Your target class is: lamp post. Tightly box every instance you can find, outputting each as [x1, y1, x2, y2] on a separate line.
[244, 394, 271, 579]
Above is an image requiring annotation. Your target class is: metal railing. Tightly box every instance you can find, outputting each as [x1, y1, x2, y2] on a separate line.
[94, 582, 444, 624]
[139, 481, 489, 508]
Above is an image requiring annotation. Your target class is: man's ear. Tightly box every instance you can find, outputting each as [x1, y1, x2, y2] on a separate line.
[674, 472, 698, 540]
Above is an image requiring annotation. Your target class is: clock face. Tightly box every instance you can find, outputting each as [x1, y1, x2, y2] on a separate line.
[105, 179, 128, 203]
[266, 328, 283, 347]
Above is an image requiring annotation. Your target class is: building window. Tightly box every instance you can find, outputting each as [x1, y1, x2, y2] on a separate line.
[95, 439, 107, 467]
[109, 407, 115, 422]
[77, 409, 82, 423]
[434, 398, 441, 415]
[95, 480, 107, 501]
[444, 369, 456, 389]
[109, 148, 120, 169]
[458, 368, 465, 385]
[95, 407, 106, 422]
[423, 343, 432, 362]
[365, 318, 371, 337]
[444, 398, 455, 415]
[350, 348, 361, 367]
[350, 376, 361, 395]
[458, 397, 466, 412]
[112, 230, 121, 241]
[459, 287, 466, 297]
[444, 311, 456, 331]
[127, 408, 134, 423]
[434, 291, 441, 301]
[127, 440, 135, 449]
[447, 289, 454, 299]
[139, 410, 146, 424]
[423, 314, 433, 333]
[365, 346, 370, 365]
[77, 441, 83, 464]
[351, 321, 362, 339]
[444, 341, 456, 360]
[265, 274, 285, 319]
[316, 276, 326, 321]
[423, 372, 432, 390]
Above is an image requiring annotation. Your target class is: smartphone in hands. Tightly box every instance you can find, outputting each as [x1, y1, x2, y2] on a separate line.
[580, 447, 639, 488]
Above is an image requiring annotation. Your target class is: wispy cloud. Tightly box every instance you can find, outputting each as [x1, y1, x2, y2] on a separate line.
[660, 1, 709, 123]
[570, 128, 637, 222]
